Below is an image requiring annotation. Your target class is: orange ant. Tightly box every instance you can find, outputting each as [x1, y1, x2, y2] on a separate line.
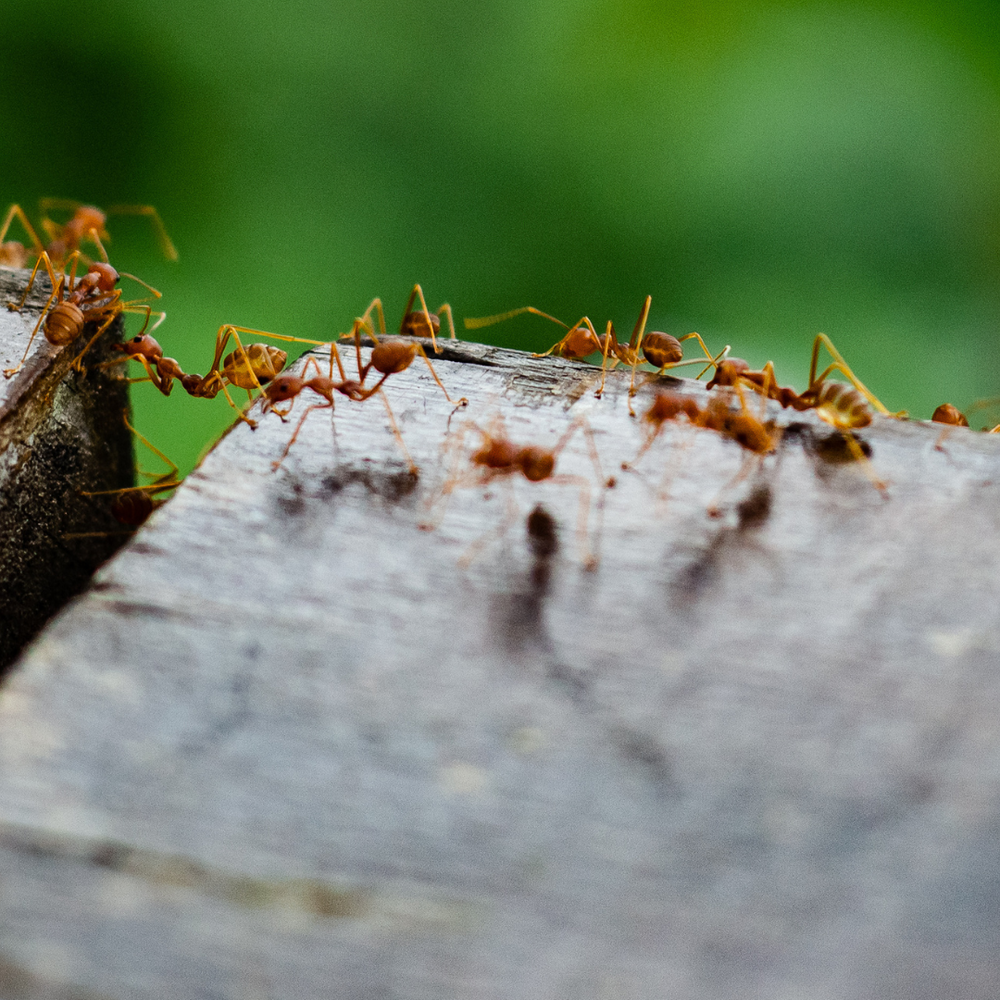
[704, 334, 895, 430]
[465, 296, 724, 414]
[0, 199, 177, 279]
[70, 416, 182, 536]
[112, 325, 328, 427]
[353, 284, 457, 354]
[422, 412, 608, 569]
[931, 403, 969, 427]
[260, 319, 441, 472]
[2, 260, 163, 379]
[633, 388, 779, 466]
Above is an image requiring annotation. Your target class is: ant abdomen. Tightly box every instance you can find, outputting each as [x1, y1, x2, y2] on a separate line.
[812, 381, 871, 429]
[45, 302, 85, 345]
[641, 332, 683, 369]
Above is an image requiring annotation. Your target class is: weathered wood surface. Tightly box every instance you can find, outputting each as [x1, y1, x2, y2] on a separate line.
[2, 338, 1000, 999]
[0, 266, 131, 670]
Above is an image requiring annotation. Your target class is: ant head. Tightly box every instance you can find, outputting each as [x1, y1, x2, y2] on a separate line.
[706, 357, 750, 390]
[76, 206, 109, 240]
[263, 375, 304, 406]
[118, 333, 163, 359]
[88, 261, 119, 290]
[518, 446, 555, 482]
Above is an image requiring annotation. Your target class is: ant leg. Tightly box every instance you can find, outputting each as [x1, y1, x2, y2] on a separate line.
[405, 283, 442, 354]
[465, 305, 568, 342]
[0, 204, 45, 254]
[375, 389, 418, 474]
[9, 252, 63, 313]
[409, 343, 468, 408]
[596, 320, 619, 399]
[358, 297, 387, 338]
[71, 304, 126, 372]
[809, 333, 895, 416]
[836, 431, 890, 498]
[104, 204, 179, 261]
[272, 400, 334, 470]
[457, 484, 520, 568]
[2, 279, 65, 378]
[436, 303, 458, 340]
[550, 473, 598, 569]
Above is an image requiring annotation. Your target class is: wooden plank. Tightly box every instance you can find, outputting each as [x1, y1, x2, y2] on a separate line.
[0, 266, 132, 671]
[2, 337, 1000, 999]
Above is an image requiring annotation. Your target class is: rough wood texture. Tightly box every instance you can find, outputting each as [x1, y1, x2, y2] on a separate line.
[0, 267, 132, 671]
[2, 338, 999, 999]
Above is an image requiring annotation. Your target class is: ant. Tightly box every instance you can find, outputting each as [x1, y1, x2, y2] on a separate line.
[71, 416, 182, 536]
[260, 318, 443, 472]
[421, 412, 608, 569]
[704, 334, 895, 430]
[465, 295, 724, 414]
[0, 199, 177, 279]
[2, 259, 163, 379]
[931, 403, 969, 427]
[112, 325, 326, 428]
[353, 284, 457, 354]
[632, 387, 779, 465]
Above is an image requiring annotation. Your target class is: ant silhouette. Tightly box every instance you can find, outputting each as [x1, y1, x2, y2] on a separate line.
[421, 411, 608, 569]
[465, 295, 725, 415]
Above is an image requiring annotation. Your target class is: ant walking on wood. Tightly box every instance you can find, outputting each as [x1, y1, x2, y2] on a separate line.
[421, 412, 609, 569]
[260, 318, 455, 472]
[2, 259, 163, 379]
[465, 295, 725, 415]
[352, 284, 457, 354]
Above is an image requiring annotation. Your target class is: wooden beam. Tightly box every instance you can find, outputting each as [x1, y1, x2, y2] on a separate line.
[1, 337, 999, 997]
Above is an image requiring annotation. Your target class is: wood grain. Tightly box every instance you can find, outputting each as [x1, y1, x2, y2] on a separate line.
[2, 335, 999, 999]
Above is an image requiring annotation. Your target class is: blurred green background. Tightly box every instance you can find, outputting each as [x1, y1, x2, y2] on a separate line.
[2, 0, 999, 472]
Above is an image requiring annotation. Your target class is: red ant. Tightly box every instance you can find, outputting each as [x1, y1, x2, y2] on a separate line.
[69, 416, 182, 537]
[353, 284, 457, 354]
[2, 260, 163, 379]
[260, 318, 456, 472]
[0, 199, 177, 278]
[465, 295, 724, 414]
[704, 334, 896, 431]
[111, 325, 329, 427]
[931, 403, 969, 427]
[422, 412, 608, 569]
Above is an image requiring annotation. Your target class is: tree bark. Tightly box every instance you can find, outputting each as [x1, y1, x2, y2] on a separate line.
[0, 266, 131, 671]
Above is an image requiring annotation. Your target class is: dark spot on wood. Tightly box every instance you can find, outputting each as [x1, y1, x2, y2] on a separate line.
[320, 467, 419, 502]
[526, 504, 558, 559]
[811, 431, 872, 462]
[736, 484, 772, 530]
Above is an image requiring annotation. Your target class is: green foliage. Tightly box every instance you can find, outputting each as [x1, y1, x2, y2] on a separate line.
[2, 0, 999, 470]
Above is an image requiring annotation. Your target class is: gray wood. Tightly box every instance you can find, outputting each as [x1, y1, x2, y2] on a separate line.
[0, 266, 132, 671]
[1, 336, 999, 999]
